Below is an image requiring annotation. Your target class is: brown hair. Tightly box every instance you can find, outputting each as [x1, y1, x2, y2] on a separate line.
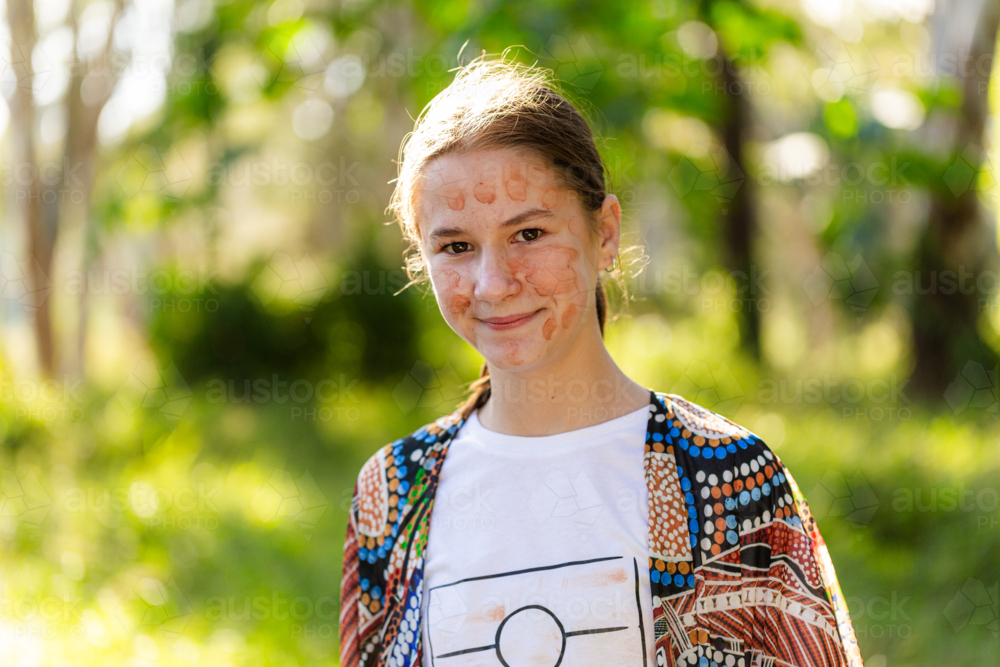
[388, 52, 634, 420]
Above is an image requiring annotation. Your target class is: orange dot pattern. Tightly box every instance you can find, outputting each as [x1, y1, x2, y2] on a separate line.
[645, 448, 693, 561]
[669, 394, 751, 441]
[356, 447, 389, 537]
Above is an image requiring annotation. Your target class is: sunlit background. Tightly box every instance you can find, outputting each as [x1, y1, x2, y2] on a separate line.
[0, 0, 997, 664]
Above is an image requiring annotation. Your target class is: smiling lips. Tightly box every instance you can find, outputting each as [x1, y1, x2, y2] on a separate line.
[478, 309, 541, 330]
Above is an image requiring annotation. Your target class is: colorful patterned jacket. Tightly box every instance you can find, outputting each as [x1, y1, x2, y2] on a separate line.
[339, 389, 865, 667]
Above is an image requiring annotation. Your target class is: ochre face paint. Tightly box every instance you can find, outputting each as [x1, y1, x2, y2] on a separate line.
[417, 148, 606, 369]
[438, 269, 470, 315]
[540, 187, 559, 210]
[504, 168, 528, 202]
[508, 246, 581, 299]
[473, 182, 497, 204]
[561, 303, 577, 329]
[445, 191, 465, 210]
[542, 317, 557, 340]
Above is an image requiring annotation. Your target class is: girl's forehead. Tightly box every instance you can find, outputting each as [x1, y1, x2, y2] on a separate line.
[416, 150, 572, 225]
[427, 149, 553, 184]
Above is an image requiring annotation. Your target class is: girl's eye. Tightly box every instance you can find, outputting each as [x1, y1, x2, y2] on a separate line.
[443, 241, 471, 255]
[441, 229, 543, 254]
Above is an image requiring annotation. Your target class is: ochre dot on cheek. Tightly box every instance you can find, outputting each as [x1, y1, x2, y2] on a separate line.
[446, 295, 471, 315]
[435, 269, 469, 315]
[542, 317, 557, 340]
[473, 182, 496, 204]
[508, 247, 582, 298]
[439, 268, 461, 290]
[561, 303, 577, 329]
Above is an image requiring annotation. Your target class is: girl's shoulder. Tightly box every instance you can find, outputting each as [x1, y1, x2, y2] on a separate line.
[350, 409, 467, 529]
[650, 389, 785, 473]
[652, 390, 757, 442]
[651, 390, 812, 538]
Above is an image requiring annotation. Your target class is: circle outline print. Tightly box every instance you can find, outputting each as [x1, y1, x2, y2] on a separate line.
[494, 604, 567, 667]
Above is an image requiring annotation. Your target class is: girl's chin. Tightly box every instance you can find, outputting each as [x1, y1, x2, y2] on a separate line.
[473, 340, 554, 370]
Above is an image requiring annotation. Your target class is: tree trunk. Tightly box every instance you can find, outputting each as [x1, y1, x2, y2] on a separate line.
[6, 0, 56, 378]
[718, 43, 762, 361]
[62, 0, 123, 379]
[911, 0, 1000, 399]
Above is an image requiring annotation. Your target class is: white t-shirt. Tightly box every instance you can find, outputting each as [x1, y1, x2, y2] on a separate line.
[420, 404, 655, 667]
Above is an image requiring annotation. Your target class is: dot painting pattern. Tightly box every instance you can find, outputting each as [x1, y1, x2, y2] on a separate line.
[339, 391, 865, 667]
[646, 443, 693, 562]
[356, 448, 388, 538]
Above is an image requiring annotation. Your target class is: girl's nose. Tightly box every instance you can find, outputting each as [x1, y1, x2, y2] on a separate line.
[473, 248, 519, 304]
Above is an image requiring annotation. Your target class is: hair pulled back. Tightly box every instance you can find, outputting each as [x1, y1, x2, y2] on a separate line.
[388, 52, 623, 420]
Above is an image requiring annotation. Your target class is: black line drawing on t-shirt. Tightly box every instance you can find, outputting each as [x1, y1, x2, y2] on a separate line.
[425, 555, 648, 667]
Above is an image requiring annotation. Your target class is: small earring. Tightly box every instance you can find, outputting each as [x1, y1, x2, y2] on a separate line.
[605, 255, 618, 273]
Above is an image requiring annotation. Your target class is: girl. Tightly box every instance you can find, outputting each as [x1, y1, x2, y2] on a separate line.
[339, 55, 864, 667]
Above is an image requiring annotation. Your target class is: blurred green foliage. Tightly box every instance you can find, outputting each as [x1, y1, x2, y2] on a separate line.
[0, 0, 998, 665]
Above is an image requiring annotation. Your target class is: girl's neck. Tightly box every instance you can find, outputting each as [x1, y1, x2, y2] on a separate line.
[475, 330, 650, 437]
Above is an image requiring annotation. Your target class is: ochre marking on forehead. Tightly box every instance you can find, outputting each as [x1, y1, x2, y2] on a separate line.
[446, 191, 465, 211]
[505, 170, 528, 202]
[473, 182, 496, 204]
[541, 187, 559, 210]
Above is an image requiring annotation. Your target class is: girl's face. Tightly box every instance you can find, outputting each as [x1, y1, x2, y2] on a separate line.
[416, 148, 617, 371]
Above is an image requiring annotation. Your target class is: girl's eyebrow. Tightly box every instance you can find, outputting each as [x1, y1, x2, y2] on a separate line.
[428, 208, 553, 244]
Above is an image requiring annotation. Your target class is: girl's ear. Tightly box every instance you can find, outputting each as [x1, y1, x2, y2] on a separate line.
[597, 194, 622, 271]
